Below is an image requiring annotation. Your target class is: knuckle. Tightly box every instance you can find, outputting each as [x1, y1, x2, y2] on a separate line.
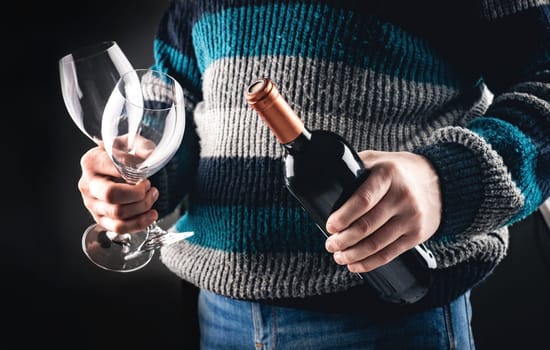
[411, 199, 424, 214]
[378, 250, 394, 265]
[136, 215, 153, 231]
[79, 154, 90, 171]
[351, 261, 369, 273]
[382, 162, 399, 177]
[97, 216, 111, 231]
[98, 152, 113, 170]
[91, 214, 102, 225]
[77, 177, 87, 193]
[103, 186, 117, 203]
[408, 230, 424, 242]
[80, 147, 100, 170]
[357, 216, 372, 233]
[356, 190, 373, 208]
[409, 203, 422, 216]
[111, 221, 127, 234]
[399, 186, 414, 201]
[336, 251, 349, 264]
[134, 185, 149, 202]
[408, 210, 423, 230]
[358, 151, 369, 163]
[109, 205, 123, 219]
[330, 217, 346, 232]
[364, 238, 380, 253]
[330, 238, 344, 252]
[90, 200, 103, 217]
[375, 164, 392, 179]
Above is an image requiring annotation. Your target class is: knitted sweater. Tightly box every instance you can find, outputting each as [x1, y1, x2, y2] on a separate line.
[151, 0, 550, 308]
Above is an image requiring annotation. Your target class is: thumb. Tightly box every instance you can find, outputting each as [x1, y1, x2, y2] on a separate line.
[357, 150, 387, 169]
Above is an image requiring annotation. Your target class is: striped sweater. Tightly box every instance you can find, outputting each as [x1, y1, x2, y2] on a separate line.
[150, 0, 550, 308]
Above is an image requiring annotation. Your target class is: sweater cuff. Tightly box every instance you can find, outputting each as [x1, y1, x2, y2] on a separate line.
[414, 142, 484, 237]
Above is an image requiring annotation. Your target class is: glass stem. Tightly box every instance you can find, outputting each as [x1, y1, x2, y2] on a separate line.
[146, 220, 166, 240]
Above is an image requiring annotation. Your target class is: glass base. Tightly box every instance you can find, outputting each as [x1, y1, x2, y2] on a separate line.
[82, 223, 153, 272]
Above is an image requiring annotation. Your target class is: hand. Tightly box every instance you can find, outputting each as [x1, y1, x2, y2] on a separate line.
[78, 146, 159, 234]
[324, 150, 441, 273]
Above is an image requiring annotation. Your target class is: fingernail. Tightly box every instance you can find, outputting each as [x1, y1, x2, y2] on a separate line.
[148, 211, 158, 221]
[326, 221, 336, 234]
[325, 238, 335, 252]
[144, 180, 151, 190]
[333, 251, 343, 264]
[152, 188, 159, 200]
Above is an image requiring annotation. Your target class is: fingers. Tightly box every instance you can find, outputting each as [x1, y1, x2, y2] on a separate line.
[80, 146, 120, 178]
[85, 186, 159, 234]
[326, 164, 392, 234]
[77, 145, 159, 234]
[98, 209, 159, 234]
[88, 177, 152, 204]
[325, 191, 399, 253]
[345, 234, 417, 273]
[79, 146, 152, 204]
[90, 187, 159, 219]
[322, 150, 442, 275]
[330, 215, 406, 267]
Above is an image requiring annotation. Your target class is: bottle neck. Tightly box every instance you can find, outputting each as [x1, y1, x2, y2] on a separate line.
[245, 78, 304, 144]
[282, 128, 311, 154]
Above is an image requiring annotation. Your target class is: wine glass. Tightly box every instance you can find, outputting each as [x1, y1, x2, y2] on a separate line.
[86, 68, 194, 272]
[59, 43, 192, 272]
[59, 41, 133, 142]
[59, 41, 151, 270]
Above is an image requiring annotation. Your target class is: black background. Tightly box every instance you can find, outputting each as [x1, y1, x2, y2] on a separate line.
[7, 1, 550, 349]
[10, 1, 197, 349]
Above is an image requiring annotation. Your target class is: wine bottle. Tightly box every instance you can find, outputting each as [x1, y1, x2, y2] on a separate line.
[245, 78, 437, 304]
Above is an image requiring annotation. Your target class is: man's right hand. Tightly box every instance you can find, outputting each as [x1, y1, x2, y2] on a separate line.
[78, 146, 159, 234]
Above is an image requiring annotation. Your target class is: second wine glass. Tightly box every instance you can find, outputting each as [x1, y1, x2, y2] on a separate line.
[59, 41, 132, 142]
[82, 68, 194, 272]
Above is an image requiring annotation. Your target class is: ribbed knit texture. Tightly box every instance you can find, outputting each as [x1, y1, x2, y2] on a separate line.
[150, 0, 550, 308]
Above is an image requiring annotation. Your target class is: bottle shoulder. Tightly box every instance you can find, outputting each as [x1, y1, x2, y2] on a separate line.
[309, 129, 346, 141]
[306, 129, 358, 157]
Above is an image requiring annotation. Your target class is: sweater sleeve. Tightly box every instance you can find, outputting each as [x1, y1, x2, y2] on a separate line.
[414, 1, 550, 237]
[149, 0, 202, 218]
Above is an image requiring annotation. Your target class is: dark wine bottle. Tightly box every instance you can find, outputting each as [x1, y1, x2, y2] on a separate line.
[245, 78, 437, 304]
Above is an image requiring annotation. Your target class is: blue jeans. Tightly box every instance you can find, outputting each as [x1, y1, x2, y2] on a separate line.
[198, 289, 475, 350]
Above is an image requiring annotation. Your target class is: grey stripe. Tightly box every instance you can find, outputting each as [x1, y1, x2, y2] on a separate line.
[481, 0, 548, 20]
[203, 55, 464, 116]
[492, 91, 550, 118]
[160, 228, 507, 300]
[194, 56, 491, 157]
[422, 126, 524, 234]
[426, 228, 509, 268]
[160, 241, 361, 299]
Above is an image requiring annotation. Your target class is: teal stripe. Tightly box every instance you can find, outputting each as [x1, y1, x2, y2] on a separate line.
[175, 204, 327, 253]
[468, 117, 543, 223]
[153, 39, 202, 91]
[191, 3, 453, 85]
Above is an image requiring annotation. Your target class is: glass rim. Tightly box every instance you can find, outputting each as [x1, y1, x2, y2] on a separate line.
[59, 40, 119, 64]
[117, 68, 184, 112]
